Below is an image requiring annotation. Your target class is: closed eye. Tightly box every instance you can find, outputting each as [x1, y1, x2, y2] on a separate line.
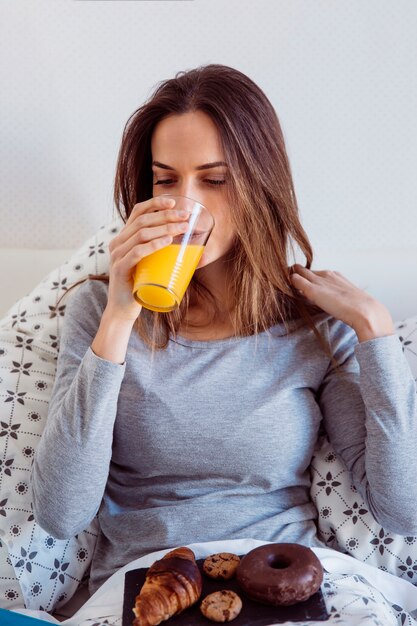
[154, 179, 226, 186]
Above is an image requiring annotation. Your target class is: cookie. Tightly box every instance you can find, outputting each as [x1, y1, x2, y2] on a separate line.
[203, 552, 240, 580]
[200, 590, 243, 622]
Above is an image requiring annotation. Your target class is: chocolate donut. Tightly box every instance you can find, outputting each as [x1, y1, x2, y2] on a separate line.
[236, 543, 323, 606]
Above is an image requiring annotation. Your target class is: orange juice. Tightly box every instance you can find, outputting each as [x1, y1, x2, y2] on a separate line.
[132, 244, 205, 312]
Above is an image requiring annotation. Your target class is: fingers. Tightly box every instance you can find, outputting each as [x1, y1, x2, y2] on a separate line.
[112, 235, 173, 280]
[290, 265, 331, 295]
[114, 219, 189, 265]
[291, 264, 349, 283]
[290, 273, 309, 296]
[290, 264, 357, 305]
[127, 208, 189, 240]
[109, 196, 190, 256]
[111, 196, 174, 249]
[109, 196, 195, 277]
[128, 195, 176, 224]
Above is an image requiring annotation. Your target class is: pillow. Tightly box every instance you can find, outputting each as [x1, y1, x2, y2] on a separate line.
[311, 315, 417, 582]
[0, 541, 22, 609]
[0, 217, 122, 611]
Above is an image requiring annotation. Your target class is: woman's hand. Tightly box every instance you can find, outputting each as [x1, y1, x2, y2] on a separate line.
[290, 264, 395, 342]
[105, 196, 191, 322]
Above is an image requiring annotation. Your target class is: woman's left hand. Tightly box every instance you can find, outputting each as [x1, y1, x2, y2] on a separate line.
[290, 264, 395, 342]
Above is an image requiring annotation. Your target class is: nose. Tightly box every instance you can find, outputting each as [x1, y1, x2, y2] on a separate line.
[175, 177, 202, 203]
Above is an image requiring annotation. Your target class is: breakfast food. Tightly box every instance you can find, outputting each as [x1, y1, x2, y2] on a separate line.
[203, 553, 241, 580]
[200, 590, 243, 622]
[236, 543, 323, 606]
[132, 546, 202, 625]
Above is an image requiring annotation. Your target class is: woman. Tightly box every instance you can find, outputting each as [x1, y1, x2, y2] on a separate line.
[31, 64, 417, 614]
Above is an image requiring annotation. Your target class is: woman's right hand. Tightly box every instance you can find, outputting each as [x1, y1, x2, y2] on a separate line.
[105, 195, 191, 322]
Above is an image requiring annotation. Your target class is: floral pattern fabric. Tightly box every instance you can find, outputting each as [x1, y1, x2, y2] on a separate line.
[0, 219, 122, 612]
[310, 316, 417, 583]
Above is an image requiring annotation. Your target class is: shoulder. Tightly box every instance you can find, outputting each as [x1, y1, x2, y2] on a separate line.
[303, 308, 356, 341]
[292, 309, 357, 362]
[325, 314, 357, 342]
[64, 278, 109, 322]
[55, 279, 110, 353]
[323, 315, 358, 364]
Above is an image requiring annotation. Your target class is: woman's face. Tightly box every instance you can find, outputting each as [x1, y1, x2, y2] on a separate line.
[151, 110, 236, 268]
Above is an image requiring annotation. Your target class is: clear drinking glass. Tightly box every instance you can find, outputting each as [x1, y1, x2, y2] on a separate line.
[132, 195, 215, 312]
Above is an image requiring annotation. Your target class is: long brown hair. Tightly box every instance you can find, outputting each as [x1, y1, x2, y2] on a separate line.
[61, 64, 336, 364]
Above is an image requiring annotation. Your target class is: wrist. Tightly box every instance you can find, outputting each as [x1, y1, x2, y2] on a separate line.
[102, 305, 140, 327]
[353, 304, 395, 343]
[91, 308, 136, 364]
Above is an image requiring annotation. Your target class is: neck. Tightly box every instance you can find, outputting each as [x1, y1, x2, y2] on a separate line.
[193, 256, 235, 312]
[181, 256, 236, 333]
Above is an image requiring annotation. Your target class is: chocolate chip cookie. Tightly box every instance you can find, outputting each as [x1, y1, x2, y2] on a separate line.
[203, 552, 240, 580]
[200, 590, 243, 622]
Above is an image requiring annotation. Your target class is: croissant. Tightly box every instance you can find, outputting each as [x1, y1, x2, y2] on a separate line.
[132, 547, 203, 626]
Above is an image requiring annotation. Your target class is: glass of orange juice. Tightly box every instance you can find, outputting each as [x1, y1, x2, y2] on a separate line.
[132, 195, 215, 312]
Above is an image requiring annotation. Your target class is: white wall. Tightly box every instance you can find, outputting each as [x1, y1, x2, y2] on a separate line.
[1, 0, 417, 315]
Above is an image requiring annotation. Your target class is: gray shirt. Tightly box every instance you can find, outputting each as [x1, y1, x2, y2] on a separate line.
[31, 279, 417, 595]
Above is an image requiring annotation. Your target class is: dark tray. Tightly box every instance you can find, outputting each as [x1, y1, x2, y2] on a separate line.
[122, 556, 329, 625]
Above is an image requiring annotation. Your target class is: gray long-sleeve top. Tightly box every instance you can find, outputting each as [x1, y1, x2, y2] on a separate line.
[31, 279, 417, 594]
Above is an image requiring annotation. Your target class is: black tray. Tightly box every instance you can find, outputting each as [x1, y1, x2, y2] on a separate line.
[122, 556, 329, 625]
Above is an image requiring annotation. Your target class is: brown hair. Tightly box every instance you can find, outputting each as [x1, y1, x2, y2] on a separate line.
[60, 64, 337, 366]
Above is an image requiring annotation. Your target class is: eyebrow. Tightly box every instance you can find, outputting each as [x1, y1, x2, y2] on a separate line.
[152, 160, 228, 171]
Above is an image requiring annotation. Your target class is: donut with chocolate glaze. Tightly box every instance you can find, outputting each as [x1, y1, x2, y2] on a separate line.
[236, 543, 323, 606]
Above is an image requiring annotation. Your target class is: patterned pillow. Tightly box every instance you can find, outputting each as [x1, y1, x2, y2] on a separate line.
[0, 541, 22, 609]
[311, 315, 417, 583]
[0, 217, 122, 611]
